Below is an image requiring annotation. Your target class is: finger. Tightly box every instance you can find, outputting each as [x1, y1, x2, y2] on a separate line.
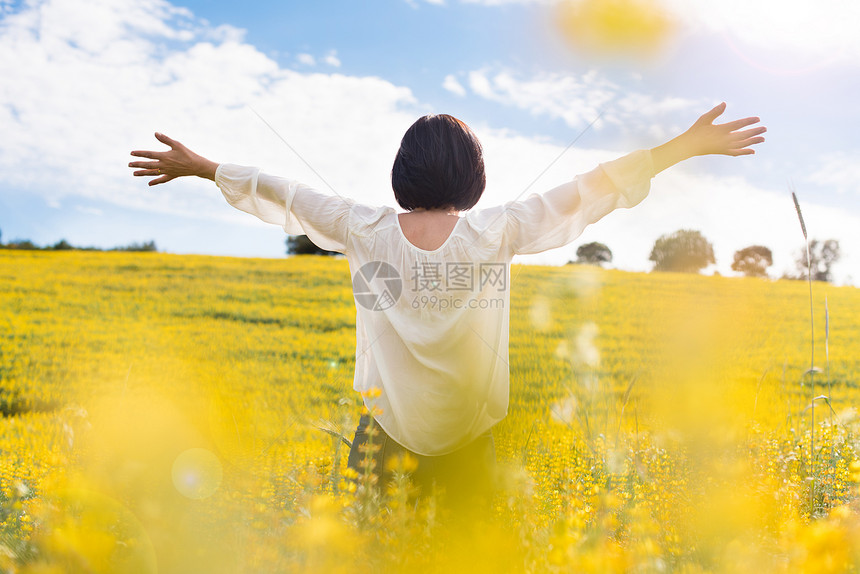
[731, 136, 765, 149]
[148, 174, 174, 186]
[154, 132, 181, 149]
[701, 102, 727, 123]
[130, 150, 165, 160]
[128, 160, 160, 169]
[132, 169, 162, 177]
[727, 148, 755, 157]
[732, 126, 767, 139]
[722, 116, 761, 131]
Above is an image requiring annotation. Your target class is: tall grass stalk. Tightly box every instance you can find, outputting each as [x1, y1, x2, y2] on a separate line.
[825, 296, 830, 424]
[826, 297, 833, 476]
[792, 187, 816, 510]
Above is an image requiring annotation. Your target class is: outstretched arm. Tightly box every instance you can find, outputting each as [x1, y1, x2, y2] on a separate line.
[130, 133, 352, 253]
[129, 133, 218, 186]
[649, 102, 766, 176]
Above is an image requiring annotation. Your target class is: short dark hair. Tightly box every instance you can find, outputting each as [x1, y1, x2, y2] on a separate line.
[391, 114, 486, 211]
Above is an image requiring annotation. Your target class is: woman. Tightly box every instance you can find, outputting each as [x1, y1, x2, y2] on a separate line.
[129, 103, 765, 508]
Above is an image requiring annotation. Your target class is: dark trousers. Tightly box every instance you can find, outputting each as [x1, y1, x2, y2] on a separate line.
[346, 414, 496, 509]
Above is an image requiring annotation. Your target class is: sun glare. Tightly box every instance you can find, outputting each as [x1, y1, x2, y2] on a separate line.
[555, 0, 676, 59]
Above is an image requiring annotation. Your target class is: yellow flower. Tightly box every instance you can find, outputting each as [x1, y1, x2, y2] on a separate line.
[385, 452, 418, 474]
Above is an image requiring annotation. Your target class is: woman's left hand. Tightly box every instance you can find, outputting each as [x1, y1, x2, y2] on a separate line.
[129, 133, 218, 186]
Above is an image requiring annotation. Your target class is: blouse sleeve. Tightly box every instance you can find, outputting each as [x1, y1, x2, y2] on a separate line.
[504, 149, 655, 255]
[215, 163, 354, 254]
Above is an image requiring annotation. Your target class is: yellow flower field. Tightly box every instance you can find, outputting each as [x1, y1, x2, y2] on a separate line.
[2, 250, 859, 573]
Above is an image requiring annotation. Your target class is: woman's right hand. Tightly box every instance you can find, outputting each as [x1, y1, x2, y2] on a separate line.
[129, 133, 218, 186]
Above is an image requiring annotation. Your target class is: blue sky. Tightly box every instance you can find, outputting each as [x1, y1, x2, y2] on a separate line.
[1, 0, 858, 283]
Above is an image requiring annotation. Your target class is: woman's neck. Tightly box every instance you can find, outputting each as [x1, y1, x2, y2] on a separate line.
[410, 207, 460, 216]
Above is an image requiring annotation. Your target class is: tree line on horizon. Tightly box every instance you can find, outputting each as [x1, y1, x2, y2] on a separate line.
[573, 230, 841, 282]
[1, 226, 839, 283]
[0, 228, 157, 253]
[287, 229, 843, 283]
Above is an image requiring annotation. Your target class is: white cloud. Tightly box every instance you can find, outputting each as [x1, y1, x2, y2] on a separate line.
[297, 50, 342, 68]
[467, 69, 611, 128]
[296, 50, 343, 68]
[463, 68, 704, 137]
[442, 74, 466, 96]
[323, 50, 342, 67]
[296, 53, 316, 66]
[206, 23, 246, 44]
[807, 152, 860, 195]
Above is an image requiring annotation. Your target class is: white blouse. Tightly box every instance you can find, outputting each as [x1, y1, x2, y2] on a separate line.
[215, 149, 654, 456]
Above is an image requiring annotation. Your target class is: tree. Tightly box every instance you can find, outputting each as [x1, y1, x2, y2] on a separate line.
[286, 235, 339, 256]
[574, 242, 613, 266]
[794, 239, 840, 282]
[731, 245, 773, 278]
[5, 239, 38, 250]
[649, 229, 715, 273]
